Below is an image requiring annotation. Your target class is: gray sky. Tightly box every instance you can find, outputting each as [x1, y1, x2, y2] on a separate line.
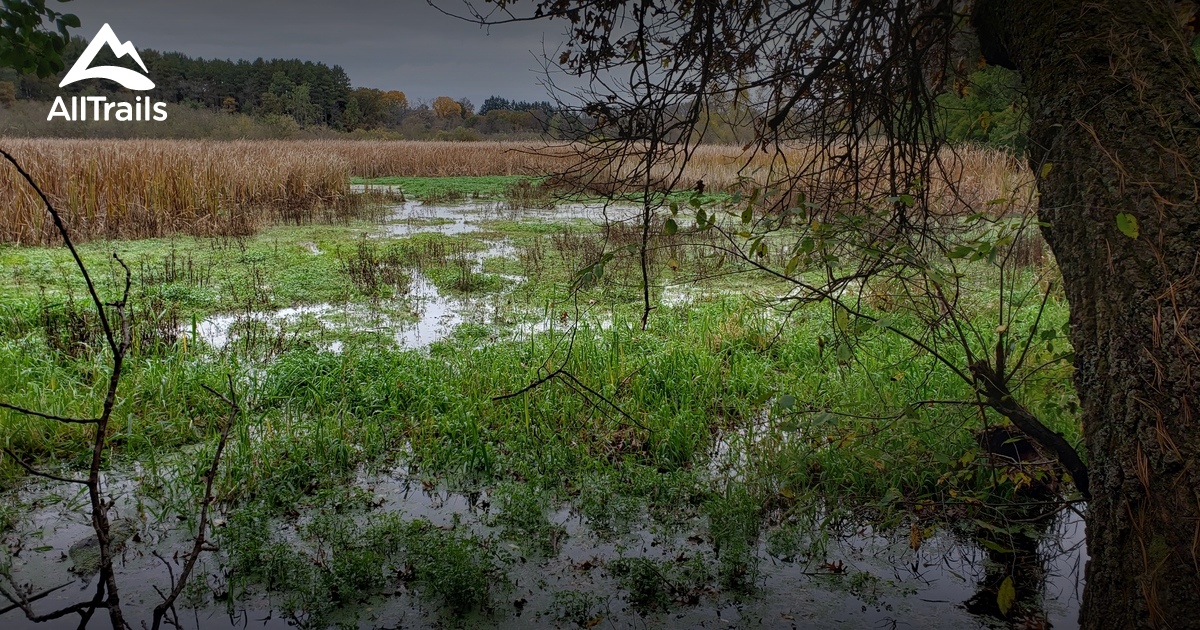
[65, 1, 567, 105]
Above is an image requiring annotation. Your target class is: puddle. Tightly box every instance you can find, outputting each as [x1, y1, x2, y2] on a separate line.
[4, 199, 1087, 626]
[382, 202, 484, 236]
[188, 270, 552, 352]
[394, 270, 463, 347]
[2, 459, 1086, 629]
[187, 199, 619, 353]
[377, 200, 631, 237]
[0, 468, 290, 630]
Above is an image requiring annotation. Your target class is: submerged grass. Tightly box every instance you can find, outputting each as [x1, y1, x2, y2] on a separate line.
[0, 176, 1079, 626]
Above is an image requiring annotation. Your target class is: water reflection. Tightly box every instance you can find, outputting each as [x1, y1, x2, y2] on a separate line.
[4, 200, 1086, 628]
[2, 464, 1086, 629]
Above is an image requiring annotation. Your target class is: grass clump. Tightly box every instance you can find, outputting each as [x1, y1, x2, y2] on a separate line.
[547, 590, 607, 628]
[391, 517, 506, 614]
[336, 236, 411, 298]
[220, 508, 507, 624]
[608, 555, 713, 612]
[489, 482, 566, 556]
[704, 486, 762, 589]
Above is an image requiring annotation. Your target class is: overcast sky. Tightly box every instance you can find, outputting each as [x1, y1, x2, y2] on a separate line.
[65, 1, 567, 105]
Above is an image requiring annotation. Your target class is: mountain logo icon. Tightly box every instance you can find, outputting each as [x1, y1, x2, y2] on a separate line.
[59, 23, 155, 91]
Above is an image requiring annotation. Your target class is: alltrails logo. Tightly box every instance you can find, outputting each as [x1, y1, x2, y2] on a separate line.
[47, 23, 168, 122]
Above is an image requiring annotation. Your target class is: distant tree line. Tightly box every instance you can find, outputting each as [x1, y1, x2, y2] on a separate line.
[6, 28, 1199, 150]
[0, 34, 1058, 148]
[0, 38, 1030, 148]
[4, 37, 352, 126]
[0, 36, 569, 139]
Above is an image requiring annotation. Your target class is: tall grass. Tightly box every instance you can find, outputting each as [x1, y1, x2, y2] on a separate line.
[0, 139, 357, 244]
[324, 140, 568, 178]
[555, 142, 1032, 215]
[0, 138, 1031, 245]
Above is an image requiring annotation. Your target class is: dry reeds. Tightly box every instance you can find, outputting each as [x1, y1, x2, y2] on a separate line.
[0, 138, 1032, 245]
[318, 140, 568, 179]
[0, 139, 355, 244]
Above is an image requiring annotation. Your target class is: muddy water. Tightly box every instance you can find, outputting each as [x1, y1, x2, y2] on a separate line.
[354, 467, 1085, 629]
[378, 199, 616, 237]
[1, 405, 1087, 629]
[3, 200, 1086, 628]
[1, 461, 1085, 629]
[189, 200, 635, 352]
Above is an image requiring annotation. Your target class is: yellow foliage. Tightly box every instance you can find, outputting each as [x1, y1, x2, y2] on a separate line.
[432, 96, 462, 119]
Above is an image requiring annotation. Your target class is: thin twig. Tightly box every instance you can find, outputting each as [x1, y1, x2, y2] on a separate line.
[0, 580, 75, 615]
[1, 447, 87, 485]
[151, 375, 239, 630]
[0, 402, 97, 424]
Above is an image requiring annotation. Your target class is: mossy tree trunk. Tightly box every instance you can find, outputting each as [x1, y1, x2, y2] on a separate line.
[974, 1, 1200, 627]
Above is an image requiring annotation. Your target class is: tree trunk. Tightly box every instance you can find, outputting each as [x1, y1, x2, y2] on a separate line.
[973, 2, 1200, 628]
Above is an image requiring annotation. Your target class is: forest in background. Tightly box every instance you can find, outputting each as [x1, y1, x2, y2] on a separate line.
[0, 33, 1033, 147]
[0, 35, 561, 139]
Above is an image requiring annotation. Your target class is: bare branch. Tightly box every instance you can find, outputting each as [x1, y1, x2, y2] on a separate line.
[1, 448, 87, 485]
[151, 374, 239, 630]
[0, 402, 97, 424]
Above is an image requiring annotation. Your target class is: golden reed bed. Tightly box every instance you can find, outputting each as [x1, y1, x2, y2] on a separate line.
[0, 139, 1031, 245]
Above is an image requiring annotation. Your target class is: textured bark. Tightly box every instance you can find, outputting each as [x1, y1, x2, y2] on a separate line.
[973, 2, 1200, 628]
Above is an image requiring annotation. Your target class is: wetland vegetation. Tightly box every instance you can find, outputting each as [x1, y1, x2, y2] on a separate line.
[0, 151, 1084, 628]
[14, 1, 1195, 626]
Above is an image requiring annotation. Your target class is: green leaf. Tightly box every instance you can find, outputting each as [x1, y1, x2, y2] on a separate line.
[979, 538, 1014, 554]
[664, 217, 678, 235]
[812, 411, 838, 426]
[785, 254, 800, 276]
[996, 576, 1016, 616]
[1039, 162, 1053, 179]
[1116, 213, 1139, 239]
[749, 236, 764, 255]
[948, 245, 974, 259]
[835, 308, 850, 332]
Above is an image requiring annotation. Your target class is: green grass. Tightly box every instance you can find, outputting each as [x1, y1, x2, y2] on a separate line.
[221, 506, 507, 623]
[353, 175, 537, 201]
[0, 182, 1081, 625]
[353, 174, 733, 206]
